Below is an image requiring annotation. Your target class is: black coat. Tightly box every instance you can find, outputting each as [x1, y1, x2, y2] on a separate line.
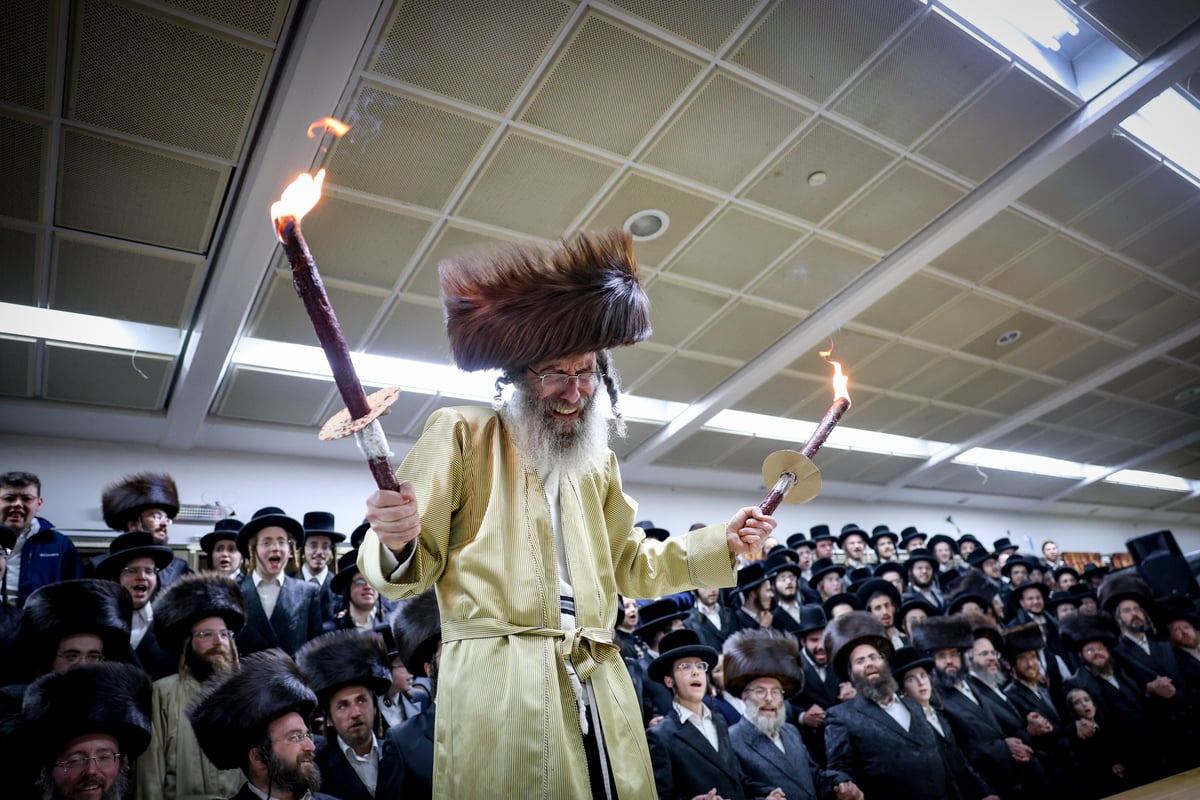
[646, 707, 750, 800]
[235, 573, 324, 657]
[683, 604, 736, 652]
[382, 702, 436, 800]
[728, 719, 818, 800]
[313, 734, 404, 800]
[156, 556, 191, 591]
[820, 694, 953, 800]
[788, 655, 842, 766]
[937, 684, 1021, 796]
[926, 704, 995, 800]
[131, 621, 176, 681]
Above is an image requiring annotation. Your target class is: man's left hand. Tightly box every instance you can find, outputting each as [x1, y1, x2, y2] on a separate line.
[725, 507, 777, 555]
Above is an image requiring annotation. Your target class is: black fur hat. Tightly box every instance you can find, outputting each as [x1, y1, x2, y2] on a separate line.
[390, 589, 441, 676]
[101, 472, 179, 530]
[1097, 571, 1152, 615]
[22, 663, 152, 764]
[1002, 622, 1045, 660]
[296, 630, 392, 705]
[21, 579, 132, 675]
[1059, 611, 1121, 652]
[910, 613, 975, 653]
[187, 649, 317, 770]
[825, 611, 893, 681]
[440, 228, 650, 371]
[153, 572, 247, 657]
[722, 628, 805, 697]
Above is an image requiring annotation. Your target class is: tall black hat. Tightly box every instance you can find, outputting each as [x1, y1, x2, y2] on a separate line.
[822, 592, 862, 620]
[1000, 554, 1036, 578]
[300, 511, 347, 545]
[350, 519, 371, 549]
[635, 520, 670, 542]
[1002, 622, 1045, 660]
[927, 534, 958, 555]
[22, 663, 152, 764]
[786, 532, 813, 551]
[809, 524, 835, 543]
[956, 534, 984, 551]
[838, 523, 868, 549]
[1053, 565, 1080, 582]
[810, 557, 845, 584]
[855, 578, 901, 613]
[153, 572, 246, 657]
[890, 646, 934, 682]
[736, 562, 772, 594]
[296, 630, 392, 705]
[632, 598, 688, 637]
[899, 527, 926, 548]
[199, 518, 243, 556]
[94, 530, 175, 580]
[390, 589, 441, 676]
[796, 605, 828, 636]
[722, 629, 805, 697]
[329, 549, 364, 595]
[992, 537, 1019, 555]
[187, 649, 317, 770]
[236, 506, 304, 557]
[869, 525, 898, 550]
[825, 611, 893, 681]
[1079, 562, 1109, 582]
[905, 548, 937, 570]
[966, 548, 998, 569]
[910, 614, 974, 653]
[763, 548, 801, 575]
[21, 579, 132, 674]
[101, 472, 179, 530]
[647, 628, 718, 684]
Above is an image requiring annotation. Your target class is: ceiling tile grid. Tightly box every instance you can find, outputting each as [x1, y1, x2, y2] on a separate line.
[0, 113, 48, 223]
[0, 224, 44, 306]
[3, 0, 56, 113]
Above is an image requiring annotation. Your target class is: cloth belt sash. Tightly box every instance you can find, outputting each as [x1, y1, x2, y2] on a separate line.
[440, 618, 617, 681]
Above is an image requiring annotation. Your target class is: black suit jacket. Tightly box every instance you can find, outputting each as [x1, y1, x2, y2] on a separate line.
[646, 707, 750, 800]
[383, 702, 436, 800]
[314, 734, 403, 800]
[937, 684, 1020, 796]
[728, 719, 818, 800]
[789, 655, 842, 766]
[235, 573, 324, 657]
[132, 622, 176, 681]
[156, 556, 191, 590]
[684, 604, 736, 652]
[820, 694, 952, 800]
[968, 675, 1030, 741]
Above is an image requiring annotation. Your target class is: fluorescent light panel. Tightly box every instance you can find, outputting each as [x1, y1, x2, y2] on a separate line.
[1104, 469, 1192, 492]
[0, 303, 183, 355]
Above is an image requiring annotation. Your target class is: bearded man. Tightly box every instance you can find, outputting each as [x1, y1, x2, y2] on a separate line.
[101, 472, 191, 589]
[134, 573, 247, 800]
[358, 230, 774, 799]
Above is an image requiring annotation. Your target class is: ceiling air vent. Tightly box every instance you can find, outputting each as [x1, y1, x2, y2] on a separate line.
[176, 503, 236, 523]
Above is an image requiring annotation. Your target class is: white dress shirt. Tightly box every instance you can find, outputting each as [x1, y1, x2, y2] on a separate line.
[698, 602, 724, 630]
[130, 603, 153, 649]
[922, 705, 945, 736]
[339, 733, 380, 795]
[674, 702, 720, 751]
[876, 694, 911, 731]
[301, 564, 329, 587]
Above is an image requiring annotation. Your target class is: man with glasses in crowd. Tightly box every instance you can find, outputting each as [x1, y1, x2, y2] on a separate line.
[0, 471, 83, 606]
[96, 530, 176, 679]
[101, 472, 191, 590]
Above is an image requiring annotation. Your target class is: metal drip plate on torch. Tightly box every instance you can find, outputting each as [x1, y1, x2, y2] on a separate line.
[762, 450, 822, 505]
[319, 386, 401, 441]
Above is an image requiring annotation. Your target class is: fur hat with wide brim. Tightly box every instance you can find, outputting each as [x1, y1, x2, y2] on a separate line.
[21, 579, 132, 675]
[1097, 571, 1153, 615]
[153, 572, 246, 658]
[910, 613, 975, 654]
[1059, 611, 1121, 652]
[187, 649, 317, 770]
[1002, 622, 1045, 659]
[825, 611, 893, 681]
[439, 228, 650, 372]
[390, 589, 441, 676]
[722, 628, 805, 697]
[964, 611, 1005, 654]
[296, 630, 392, 705]
[101, 472, 179, 530]
[22, 663, 152, 764]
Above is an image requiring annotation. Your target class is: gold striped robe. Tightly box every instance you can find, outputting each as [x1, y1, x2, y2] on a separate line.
[359, 406, 738, 799]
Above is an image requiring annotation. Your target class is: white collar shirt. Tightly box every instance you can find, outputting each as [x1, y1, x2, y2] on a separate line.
[876, 694, 911, 731]
[301, 564, 328, 587]
[252, 570, 283, 618]
[1124, 632, 1151, 657]
[698, 603, 724, 630]
[674, 702, 719, 751]
[922, 705, 945, 736]
[130, 603, 153, 649]
[339, 733, 380, 795]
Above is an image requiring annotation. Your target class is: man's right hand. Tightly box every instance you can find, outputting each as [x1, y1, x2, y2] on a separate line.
[690, 790, 722, 800]
[802, 704, 826, 728]
[833, 781, 864, 800]
[1146, 676, 1176, 699]
[1005, 737, 1033, 762]
[366, 483, 422, 556]
[837, 682, 857, 702]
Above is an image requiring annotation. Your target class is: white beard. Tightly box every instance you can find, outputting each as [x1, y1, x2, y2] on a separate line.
[745, 701, 786, 739]
[503, 383, 611, 481]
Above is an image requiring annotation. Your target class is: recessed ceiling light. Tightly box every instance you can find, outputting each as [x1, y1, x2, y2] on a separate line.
[623, 209, 669, 241]
[807, 171, 827, 187]
[995, 330, 1021, 346]
[1175, 387, 1200, 403]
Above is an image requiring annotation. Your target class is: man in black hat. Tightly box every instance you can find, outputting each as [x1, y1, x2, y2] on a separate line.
[838, 525, 870, 573]
[1162, 598, 1200, 692]
[96, 530, 177, 679]
[786, 533, 815, 582]
[901, 549, 945, 612]
[24, 663, 152, 800]
[956, 534, 982, 563]
[767, 554, 816, 633]
[683, 585, 735, 653]
[632, 598, 691, 723]
[810, 557, 845, 604]
[810, 525, 835, 561]
[373, 621, 424, 731]
[1053, 565, 1079, 591]
[297, 630, 403, 799]
[898, 526, 926, 554]
[134, 572, 247, 800]
[856, 578, 904, 650]
[0, 471, 83, 606]
[325, 550, 389, 633]
[723, 629, 818, 800]
[101, 472, 190, 589]
[786, 606, 846, 766]
[291, 511, 347, 623]
[200, 518, 244, 579]
[927, 534, 960, 577]
[234, 507, 324, 658]
[868, 526, 897, 564]
[729, 563, 787, 635]
[382, 590, 441, 800]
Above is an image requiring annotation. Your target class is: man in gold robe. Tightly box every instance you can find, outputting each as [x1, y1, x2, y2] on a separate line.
[358, 229, 775, 799]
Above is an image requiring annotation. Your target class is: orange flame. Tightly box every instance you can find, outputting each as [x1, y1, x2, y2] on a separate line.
[819, 344, 850, 403]
[270, 169, 325, 237]
[307, 117, 351, 138]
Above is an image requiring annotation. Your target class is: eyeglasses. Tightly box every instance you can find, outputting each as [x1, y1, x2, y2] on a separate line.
[121, 565, 159, 578]
[192, 629, 233, 642]
[55, 753, 120, 774]
[527, 369, 603, 392]
[275, 731, 315, 746]
[56, 650, 104, 665]
[747, 687, 785, 700]
[675, 661, 709, 674]
[143, 511, 172, 523]
[351, 578, 371, 588]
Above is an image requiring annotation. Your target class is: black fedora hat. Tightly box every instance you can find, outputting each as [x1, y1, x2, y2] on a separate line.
[736, 562, 771, 593]
[898, 596, 940, 627]
[899, 527, 926, 548]
[236, 506, 304, 557]
[855, 578, 901, 613]
[1046, 591, 1081, 614]
[822, 592, 861, 620]
[809, 557, 845, 585]
[632, 598, 688, 638]
[890, 646, 934, 682]
[635, 520, 670, 542]
[349, 519, 370, 549]
[329, 549, 365, 595]
[786, 532, 813, 551]
[926, 534, 958, 555]
[838, 524, 868, 549]
[905, 548, 937, 571]
[947, 592, 991, 616]
[1079, 562, 1109, 582]
[1053, 565, 1080, 582]
[796, 605, 828, 636]
[956, 534, 983, 551]
[873, 561, 906, 582]
[95, 530, 175, 580]
[966, 549, 997, 569]
[992, 537, 1019, 555]
[763, 548, 799, 570]
[809, 524, 835, 543]
[647, 628, 718, 684]
[1000, 554, 1035, 578]
[300, 511, 347, 545]
[1005, 581, 1050, 620]
[199, 518, 243, 556]
[869, 525, 899, 550]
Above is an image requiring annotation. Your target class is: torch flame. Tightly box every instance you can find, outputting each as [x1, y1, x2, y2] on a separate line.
[819, 344, 850, 404]
[307, 117, 351, 138]
[270, 169, 326, 239]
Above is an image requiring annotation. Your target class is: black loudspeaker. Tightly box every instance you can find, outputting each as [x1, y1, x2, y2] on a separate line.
[1127, 530, 1198, 600]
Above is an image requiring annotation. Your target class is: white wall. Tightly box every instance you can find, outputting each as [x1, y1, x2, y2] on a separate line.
[3, 432, 1197, 557]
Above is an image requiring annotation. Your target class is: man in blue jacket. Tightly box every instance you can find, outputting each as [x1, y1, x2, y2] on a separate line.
[1, 472, 83, 606]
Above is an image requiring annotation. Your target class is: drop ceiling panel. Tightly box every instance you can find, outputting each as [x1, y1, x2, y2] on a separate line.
[4, 0, 55, 112]
[959, 311, 1056, 361]
[928, 209, 1050, 284]
[215, 366, 331, 425]
[44, 344, 172, 410]
[56, 129, 228, 253]
[846, 394, 926, 432]
[1160, 255, 1200, 290]
[667, 207, 802, 290]
[365, 299, 452, 364]
[659, 429, 748, 467]
[636, 353, 738, 402]
[1060, 480, 1185, 509]
[519, 12, 704, 155]
[248, 273, 384, 349]
[369, 0, 572, 113]
[1078, 0, 1200, 56]
[716, 435, 802, 472]
[1031, 258, 1141, 320]
[299, 194, 432, 290]
[1019, 135, 1156, 223]
[1077, 278, 1173, 332]
[610, 419, 662, 459]
[743, 120, 896, 225]
[688, 301, 801, 361]
[0, 337, 36, 398]
[1119, 199, 1200, 269]
[893, 356, 985, 400]
[643, 278, 729, 348]
[583, 173, 720, 266]
[1043, 340, 1130, 382]
[788, 330, 890, 373]
[1112, 295, 1200, 346]
[163, 0, 288, 40]
[852, 341, 939, 390]
[906, 291, 1017, 349]
[608, 0, 758, 50]
[329, 86, 496, 210]
[0, 225, 43, 305]
[404, 225, 522, 300]
[641, 73, 808, 192]
[69, 0, 271, 161]
[924, 411, 1001, 442]
[749, 235, 877, 310]
[918, 66, 1077, 183]
[730, 0, 923, 104]
[999, 325, 1091, 372]
[856, 273, 964, 335]
[731, 373, 825, 416]
[979, 377, 1059, 415]
[826, 162, 966, 252]
[610, 343, 670, 392]
[51, 234, 204, 327]
[882, 402, 959, 437]
[1074, 164, 1200, 250]
[1, 113, 47, 222]
[1101, 406, 1185, 443]
[833, 11, 1006, 147]
[941, 367, 1032, 409]
[984, 235, 1098, 302]
[847, 453, 929, 485]
[906, 461, 1078, 498]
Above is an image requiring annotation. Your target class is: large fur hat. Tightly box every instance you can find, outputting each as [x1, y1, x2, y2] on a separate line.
[1002, 622, 1045, 659]
[721, 628, 804, 697]
[1097, 571, 1153, 614]
[945, 570, 998, 616]
[20, 579, 132, 675]
[390, 589, 441, 676]
[296, 630, 392, 705]
[22, 663, 152, 764]
[153, 572, 247, 657]
[187, 649, 317, 770]
[101, 472, 179, 530]
[824, 611, 893, 681]
[1059, 611, 1121, 652]
[965, 610, 1005, 655]
[909, 613, 974, 653]
[439, 228, 650, 371]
